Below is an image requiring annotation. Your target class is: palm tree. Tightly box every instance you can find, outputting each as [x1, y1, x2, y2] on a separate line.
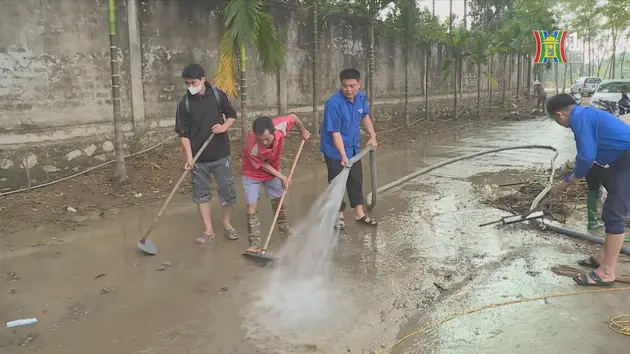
[441, 27, 471, 115]
[418, 13, 446, 120]
[321, 0, 395, 121]
[215, 0, 286, 137]
[508, 21, 526, 101]
[386, 0, 422, 126]
[494, 27, 512, 103]
[469, 30, 497, 114]
[108, 0, 127, 181]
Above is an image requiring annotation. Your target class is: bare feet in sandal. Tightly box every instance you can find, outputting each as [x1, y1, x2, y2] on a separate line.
[355, 214, 378, 226]
[223, 227, 239, 240]
[196, 232, 215, 244]
[335, 218, 346, 230]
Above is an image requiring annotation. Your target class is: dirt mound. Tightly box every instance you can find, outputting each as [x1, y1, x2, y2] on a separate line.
[484, 162, 585, 222]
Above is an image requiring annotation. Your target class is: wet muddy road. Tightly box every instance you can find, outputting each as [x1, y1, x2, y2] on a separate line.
[2, 117, 629, 354]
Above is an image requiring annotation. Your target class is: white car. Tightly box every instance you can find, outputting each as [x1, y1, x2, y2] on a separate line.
[571, 76, 601, 96]
[590, 79, 630, 108]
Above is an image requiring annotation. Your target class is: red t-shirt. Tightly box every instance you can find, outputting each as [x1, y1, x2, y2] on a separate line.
[242, 115, 295, 181]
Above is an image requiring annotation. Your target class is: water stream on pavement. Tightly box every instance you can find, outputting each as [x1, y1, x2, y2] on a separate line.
[243, 168, 360, 352]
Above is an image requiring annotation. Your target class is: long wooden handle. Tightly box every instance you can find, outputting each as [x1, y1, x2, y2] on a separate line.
[140, 133, 216, 242]
[262, 139, 306, 251]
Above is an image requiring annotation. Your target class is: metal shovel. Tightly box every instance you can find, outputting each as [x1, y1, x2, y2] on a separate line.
[136, 133, 215, 255]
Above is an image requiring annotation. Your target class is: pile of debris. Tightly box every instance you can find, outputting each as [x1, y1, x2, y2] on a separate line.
[485, 163, 586, 222]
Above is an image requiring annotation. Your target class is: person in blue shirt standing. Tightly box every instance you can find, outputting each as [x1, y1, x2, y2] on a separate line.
[321, 68, 379, 230]
[547, 93, 630, 287]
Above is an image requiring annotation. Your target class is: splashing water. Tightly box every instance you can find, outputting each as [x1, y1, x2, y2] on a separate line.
[244, 168, 359, 351]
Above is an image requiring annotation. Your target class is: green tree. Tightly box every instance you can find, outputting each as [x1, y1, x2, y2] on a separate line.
[321, 0, 395, 120]
[215, 0, 286, 137]
[440, 27, 471, 115]
[597, 0, 630, 78]
[386, 0, 423, 126]
[469, 31, 498, 113]
[418, 13, 446, 120]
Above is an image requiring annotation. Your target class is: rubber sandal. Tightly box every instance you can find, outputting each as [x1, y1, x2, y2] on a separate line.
[196, 233, 215, 244]
[572, 271, 615, 287]
[577, 256, 600, 269]
[334, 218, 346, 231]
[223, 227, 239, 240]
[356, 215, 378, 227]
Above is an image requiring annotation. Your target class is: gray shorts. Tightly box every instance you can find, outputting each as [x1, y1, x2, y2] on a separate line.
[191, 157, 237, 206]
[242, 176, 284, 205]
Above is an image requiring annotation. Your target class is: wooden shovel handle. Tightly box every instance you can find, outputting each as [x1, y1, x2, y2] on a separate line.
[262, 139, 306, 251]
[140, 133, 216, 242]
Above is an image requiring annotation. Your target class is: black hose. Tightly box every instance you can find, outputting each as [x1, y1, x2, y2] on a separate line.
[353, 143, 630, 255]
[541, 220, 630, 255]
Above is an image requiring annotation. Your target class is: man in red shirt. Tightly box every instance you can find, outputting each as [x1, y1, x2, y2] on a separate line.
[242, 114, 311, 253]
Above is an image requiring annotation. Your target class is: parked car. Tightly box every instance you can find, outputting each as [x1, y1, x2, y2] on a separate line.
[571, 76, 602, 96]
[590, 79, 630, 109]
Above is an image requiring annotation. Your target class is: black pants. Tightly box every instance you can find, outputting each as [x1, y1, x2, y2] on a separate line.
[585, 152, 630, 234]
[324, 157, 364, 212]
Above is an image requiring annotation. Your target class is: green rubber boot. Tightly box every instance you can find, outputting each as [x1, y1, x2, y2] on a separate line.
[587, 189, 604, 231]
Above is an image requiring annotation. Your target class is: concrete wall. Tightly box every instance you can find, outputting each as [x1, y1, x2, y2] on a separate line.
[0, 0, 514, 188]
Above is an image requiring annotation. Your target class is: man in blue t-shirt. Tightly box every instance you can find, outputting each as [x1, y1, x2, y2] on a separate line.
[548, 93, 630, 287]
[320, 68, 378, 230]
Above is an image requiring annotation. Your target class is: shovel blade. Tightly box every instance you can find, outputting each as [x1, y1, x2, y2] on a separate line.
[137, 239, 158, 255]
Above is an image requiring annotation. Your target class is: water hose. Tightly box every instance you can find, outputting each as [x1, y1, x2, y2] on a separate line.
[347, 145, 378, 211]
[360, 144, 630, 255]
[364, 144, 630, 352]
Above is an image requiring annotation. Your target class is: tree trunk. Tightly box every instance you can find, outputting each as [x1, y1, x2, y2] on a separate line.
[516, 53, 521, 102]
[621, 44, 627, 78]
[562, 63, 568, 93]
[584, 45, 586, 76]
[554, 62, 559, 94]
[368, 20, 375, 121]
[526, 54, 532, 95]
[453, 58, 458, 117]
[597, 39, 609, 77]
[611, 31, 617, 79]
[508, 52, 513, 90]
[588, 39, 593, 76]
[488, 55, 493, 105]
[312, 0, 318, 136]
[108, 0, 127, 182]
[477, 63, 481, 115]
[424, 47, 430, 120]
[501, 55, 507, 103]
[239, 43, 248, 137]
[569, 63, 573, 87]
[404, 42, 409, 127]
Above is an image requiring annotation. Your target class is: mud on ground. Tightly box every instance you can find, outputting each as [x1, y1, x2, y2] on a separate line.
[0, 100, 539, 237]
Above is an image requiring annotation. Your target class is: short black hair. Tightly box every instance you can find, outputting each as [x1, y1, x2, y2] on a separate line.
[546, 93, 577, 115]
[253, 116, 274, 135]
[339, 68, 361, 82]
[182, 64, 205, 80]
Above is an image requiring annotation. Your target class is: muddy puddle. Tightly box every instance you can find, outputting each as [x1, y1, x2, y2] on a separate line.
[3, 118, 627, 354]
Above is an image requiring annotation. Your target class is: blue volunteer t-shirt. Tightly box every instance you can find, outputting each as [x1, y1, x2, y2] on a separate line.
[320, 90, 370, 160]
[569, 105, 630, 178]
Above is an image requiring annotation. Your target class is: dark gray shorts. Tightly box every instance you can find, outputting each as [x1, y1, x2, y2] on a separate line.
[190, 157, 236, 206]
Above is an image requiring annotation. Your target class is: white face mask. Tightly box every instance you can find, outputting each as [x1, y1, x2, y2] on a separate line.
[188, 83, 203, 95]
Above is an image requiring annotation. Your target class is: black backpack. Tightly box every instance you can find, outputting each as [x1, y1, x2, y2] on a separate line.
[183, 85, 229, 140]
[184, 85, 222, 117]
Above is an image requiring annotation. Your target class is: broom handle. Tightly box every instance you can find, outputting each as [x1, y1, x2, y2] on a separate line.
[262, 139, 306, 251]
[140, 133, 216, 242]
